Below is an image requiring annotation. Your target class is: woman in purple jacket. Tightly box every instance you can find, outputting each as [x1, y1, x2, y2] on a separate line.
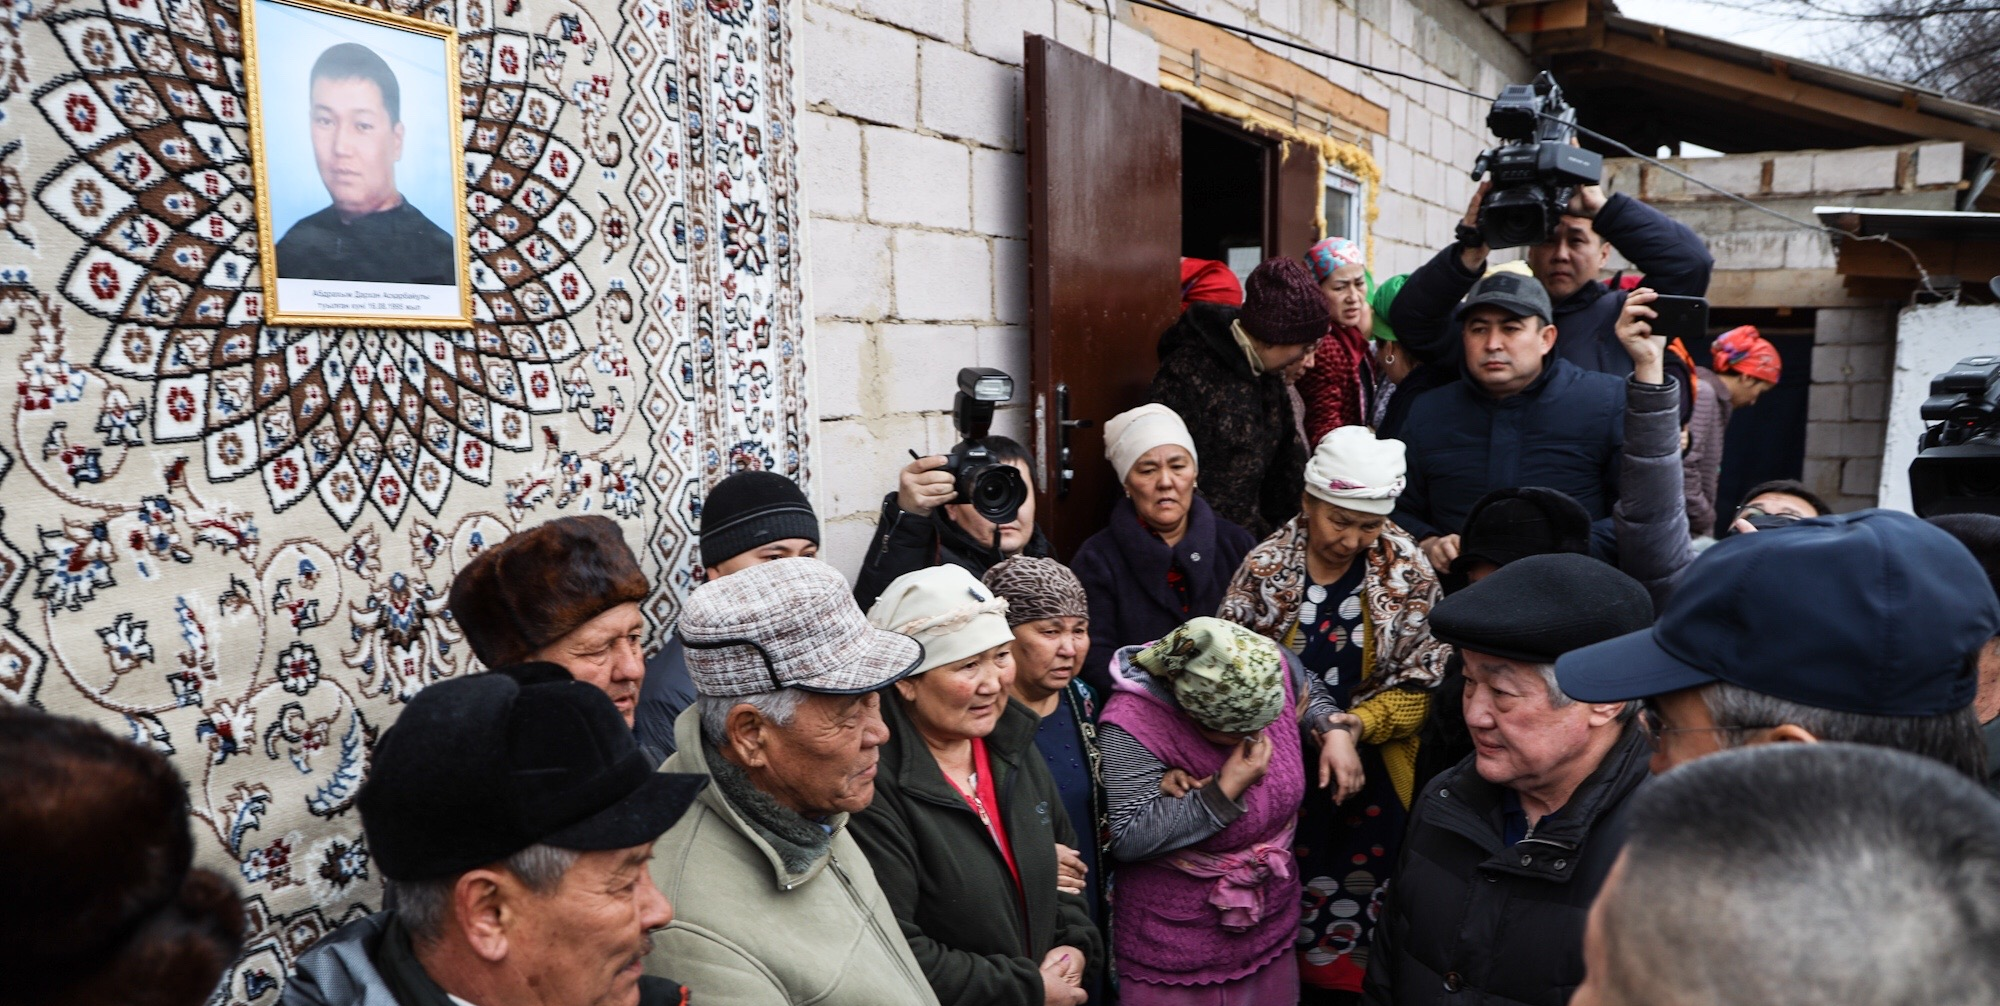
[1070, 405, 1257, 696]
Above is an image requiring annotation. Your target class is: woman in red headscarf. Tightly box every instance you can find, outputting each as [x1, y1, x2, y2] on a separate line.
[1685, 324, 1782, 538]
[1297, 238, 1375, 448]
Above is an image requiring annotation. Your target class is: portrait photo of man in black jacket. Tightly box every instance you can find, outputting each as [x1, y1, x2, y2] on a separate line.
[273, 42, 457, 287]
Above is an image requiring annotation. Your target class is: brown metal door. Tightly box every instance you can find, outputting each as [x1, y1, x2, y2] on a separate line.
[1270, 142, 1323, 262]
[1026, 35, 1183, 558]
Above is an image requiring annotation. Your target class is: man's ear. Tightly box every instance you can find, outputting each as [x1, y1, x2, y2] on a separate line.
[725, 703, 769, 768]
[1585, 701, 1625, 728]
[1538, 322, 1559, 355]
[392, 120, 405, 160]
[1762, 723, 1819, 746]
[454, 868, 513, 962]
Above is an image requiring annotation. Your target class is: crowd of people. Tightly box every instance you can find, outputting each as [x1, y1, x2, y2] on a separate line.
[9, 176, 2000, 1006]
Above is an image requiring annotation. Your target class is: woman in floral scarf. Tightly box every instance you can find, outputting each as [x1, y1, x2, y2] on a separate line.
[1218, 427, 1448, 1004]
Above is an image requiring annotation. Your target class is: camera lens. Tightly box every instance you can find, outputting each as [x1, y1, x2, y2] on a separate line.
[967, 464, 1028, 526]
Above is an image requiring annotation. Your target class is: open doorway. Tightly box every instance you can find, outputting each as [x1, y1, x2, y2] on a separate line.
[1181, 113, 1268, 284]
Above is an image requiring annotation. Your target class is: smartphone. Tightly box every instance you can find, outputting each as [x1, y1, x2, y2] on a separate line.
[1646, 294, 1710, 342]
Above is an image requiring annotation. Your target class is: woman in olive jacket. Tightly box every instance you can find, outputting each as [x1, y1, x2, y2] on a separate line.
[854, 565, 1105, 1006]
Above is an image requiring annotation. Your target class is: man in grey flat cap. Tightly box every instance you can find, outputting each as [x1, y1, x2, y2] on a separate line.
[642, 557, 941, 1006]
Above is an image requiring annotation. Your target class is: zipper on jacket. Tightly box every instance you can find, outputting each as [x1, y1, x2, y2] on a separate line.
[830, 851, 930, 994]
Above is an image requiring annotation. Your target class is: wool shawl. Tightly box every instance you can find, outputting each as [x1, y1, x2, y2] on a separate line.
[1216, 515, 1448, 703]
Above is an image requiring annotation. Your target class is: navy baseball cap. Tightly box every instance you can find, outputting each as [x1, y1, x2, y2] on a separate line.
[1556, 509, 2000, 716]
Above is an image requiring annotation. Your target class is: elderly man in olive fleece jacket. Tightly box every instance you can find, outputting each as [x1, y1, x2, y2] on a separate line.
[1150, 258, 1330, 539]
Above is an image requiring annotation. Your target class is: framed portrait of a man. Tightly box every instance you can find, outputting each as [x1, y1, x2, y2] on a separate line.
[243, 0, 472, 327]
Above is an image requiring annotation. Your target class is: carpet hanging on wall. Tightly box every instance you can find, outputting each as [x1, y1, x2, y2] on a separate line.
[0, 0, 808, 998]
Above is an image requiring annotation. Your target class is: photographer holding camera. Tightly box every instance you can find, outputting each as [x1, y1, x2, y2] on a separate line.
[853, 370, 1054, 611]
[1390, 74, 1712, 386]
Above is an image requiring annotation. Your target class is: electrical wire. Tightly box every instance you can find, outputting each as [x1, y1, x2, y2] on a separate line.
[1121, 0, 1947, 297]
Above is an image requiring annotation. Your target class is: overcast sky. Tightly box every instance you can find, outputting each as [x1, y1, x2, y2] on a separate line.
[1611, 0, 1842, 62]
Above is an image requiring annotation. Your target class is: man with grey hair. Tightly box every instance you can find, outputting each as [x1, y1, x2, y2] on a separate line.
[644, 557, 941, 1006]
[1556, 509, 1999, 781]
[1363, 553, 1655, 1006]
[1572, 743, 2000, 1006]
[283, 663, 708, 1006]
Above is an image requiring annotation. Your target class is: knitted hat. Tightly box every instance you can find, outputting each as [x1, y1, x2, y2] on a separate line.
[448, 516, 650, 669]
[1370, 273, 1408, 343]
[698, 470, 820, 567]
[1711, 325, 1781, 385]
[1134, 617, 1286, 734]
[867, 565, 1015, 674]
[1104, 403, 1198, 483]
[1430, 553, 1653, 664]
[1303, 426, 1406, 515]
[982, 556, 1089, 628]
[1240, 258, 1331, 346]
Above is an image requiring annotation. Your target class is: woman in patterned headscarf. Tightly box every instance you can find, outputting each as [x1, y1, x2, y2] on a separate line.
[1219, 427, 1449, 1003]
[1298, 237, 1377, 445]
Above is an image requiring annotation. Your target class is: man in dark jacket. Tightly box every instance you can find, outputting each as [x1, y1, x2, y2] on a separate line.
[1150, 258, 1330, 538]
[1389, 181, 1712, 379]
[1363, 553, 1655, 1006]
[634, 470, 821, 758]
[853, 435, 1053, 609]
[1392, 272, 1626, 571]
[282, 668, 707, 1006]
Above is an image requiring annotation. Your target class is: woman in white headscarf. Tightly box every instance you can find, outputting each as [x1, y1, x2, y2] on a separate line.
[1218, 426, 1449, 1001]
[1069, 404, 1257, 696]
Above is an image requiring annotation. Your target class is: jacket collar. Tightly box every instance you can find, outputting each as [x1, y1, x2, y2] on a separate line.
[1160, 302, 1256, 380]
[1423, 723, 1650, 884]
[1552, 277, 1609, 317]
[935, 510, 1053, 569]
[1457, 354, 1573, 404]
[881, 689, 1039, 812]
[667, 707, 847, 890]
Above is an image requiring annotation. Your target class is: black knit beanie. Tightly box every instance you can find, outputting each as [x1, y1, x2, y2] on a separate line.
[1240, 258, 1332, 346]
[699, 471, 820, 567]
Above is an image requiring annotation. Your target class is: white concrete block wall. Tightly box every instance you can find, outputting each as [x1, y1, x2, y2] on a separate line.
[797, 0, 1534, 580]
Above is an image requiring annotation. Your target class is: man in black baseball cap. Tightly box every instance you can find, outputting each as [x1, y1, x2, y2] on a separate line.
[635, 470, 822, 758]
[283, 665, 708, 1006]
[1390, 268, 1629, 574]
[1556, 509, 2000, 781]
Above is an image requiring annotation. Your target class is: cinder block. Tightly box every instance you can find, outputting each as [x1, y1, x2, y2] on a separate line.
[1802, 456, 1843, 498]
[865, 127, 971, 229]
[857, 0, 963, 45]
[1841, 456, 1883, 496]
[1816, 307, 1891, 345]
[798, 112, 864, 218]
[920, 42, 1018, 149]
[817, 415, 929, 519]
[972, 148, 1026, 239]
[892, 230, 994, 321]
[1804, 421, 1845, 458]
[1809, 346, 1849, 383]
[1840, 421, 1887, 457]
[1643, 165, 1687, 200]
[812, 321, 872, 419]
[877, 324, 982, 413]
[1807, 383, 1847, 422]
[1915, 143, 1964, 188]
[977, 325, 1030, 385]
[1846, 342, 1894, 381]
[1710, 232, 1787, 271]
[819, 517, 877, 585]
[801, 8, 919, 129]
[966, 0, 1055, 65]
[1109, 18, 1161, 84]
[1811, 148, 1899, 193]
[992, 237, 1028, 325]
[1389, 93, 1410, 147]
[1782, 230, 1835, 270]
[1053, 1, 1097, 59]
[808, 218, 893, 320]
[1847, 381, 1887, 421]
[1767, 154, 1813, 194]
[1685, 156, 1764, 196]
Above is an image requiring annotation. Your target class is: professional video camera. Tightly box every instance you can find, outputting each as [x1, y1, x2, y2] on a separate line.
[1910, 354, 2000, 516]
[938, 367, 1028, 528]
[1470, 72, 1603, 248]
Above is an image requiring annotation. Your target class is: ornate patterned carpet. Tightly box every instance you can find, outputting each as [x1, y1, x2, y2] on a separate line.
[0, 0, 808, 998]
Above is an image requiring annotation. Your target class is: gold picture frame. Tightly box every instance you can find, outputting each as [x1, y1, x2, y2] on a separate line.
[242, 0, 473, 328]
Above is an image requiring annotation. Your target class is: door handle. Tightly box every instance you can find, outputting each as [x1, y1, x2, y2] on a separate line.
[1055, 383, 1094, 498]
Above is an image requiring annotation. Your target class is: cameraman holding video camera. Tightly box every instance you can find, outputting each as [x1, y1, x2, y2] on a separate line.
[1390, 174, 1713, 382]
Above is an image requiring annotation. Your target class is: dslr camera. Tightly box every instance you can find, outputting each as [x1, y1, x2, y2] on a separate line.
[939, 367, 1029, 527]
[1471, 72, 1603, 248]
[1911, 354, 2000, 516]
